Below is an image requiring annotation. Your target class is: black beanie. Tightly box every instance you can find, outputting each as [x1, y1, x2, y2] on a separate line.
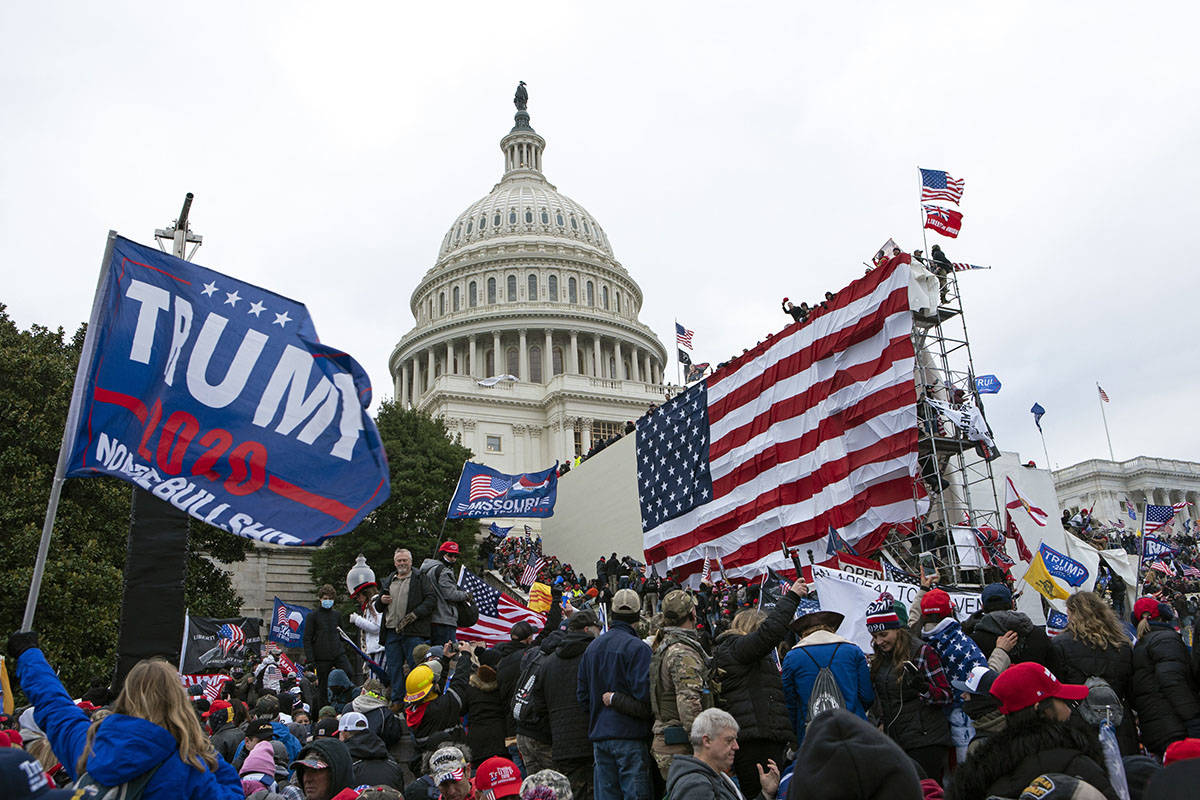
[1122, 754, 1161, 800]
[787, 710, 922, 800]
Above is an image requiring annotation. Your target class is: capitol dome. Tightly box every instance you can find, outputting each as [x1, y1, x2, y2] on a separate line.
[390, 85, 668, 478]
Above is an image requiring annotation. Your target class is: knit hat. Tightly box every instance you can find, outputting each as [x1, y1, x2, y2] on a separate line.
[1132, 596, 1160, 623]
[1017, 773, 1107, 800]
[521, 768, 575, 799]
[1163, 738, 1200, 766]
[865, 593, 901, 633]
[1145, 758, 1200, 800]
[790, 709, 922, 800]
[920, 589, 953, 619]
[240, 740, 279, 777]
[1121, 754, 1161, 799]
[661, 590, 696, 625]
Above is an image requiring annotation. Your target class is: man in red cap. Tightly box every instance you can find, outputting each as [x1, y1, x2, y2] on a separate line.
[950, 662, 1115, 800]
[472, 756, 522, 798]
[420, 540, 472, 647]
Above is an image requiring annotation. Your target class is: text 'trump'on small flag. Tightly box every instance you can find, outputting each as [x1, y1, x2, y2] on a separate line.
[1023, 550, 1070, 602]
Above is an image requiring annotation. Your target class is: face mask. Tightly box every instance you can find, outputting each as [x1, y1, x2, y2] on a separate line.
[321, 599, 334, 609]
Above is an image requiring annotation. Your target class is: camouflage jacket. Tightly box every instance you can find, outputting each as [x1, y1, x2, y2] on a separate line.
[650, 627, 712, 735]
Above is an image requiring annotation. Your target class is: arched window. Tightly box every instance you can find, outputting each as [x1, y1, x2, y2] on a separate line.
[552, 347, 564, 375]
[506, 347, 519, 377]
[601, 286, 609, 309]
[570, 216, 578, 230]
[608, 356, 616, 378]
[466, 220, 473, 235]
[525, 209, 533, 224]
[487, 277, 497, 304]
[480, 215, 487, 231]
[548, 275, 558, 301]
[439, 292, 445, 315]
[586, 281, 594, 306]
[427, 298, 433, 319]
[452, 286, 460, 312]
[528, 274, 538, 301]
[454, 224, 462, 242]
[541, 209, 549, 224]
[507, 275, 517, 302]
[486, 349, 495, 376]
[568, 277, 578, 303]
[493, 212, 501, 227]
[556, 212, 565, 227]
[623, 358, 632, 379]
[578, 351, 587, 374]
[509, 209, 517, 225]
[469, 281, 478, 307]
[530, 345, 543, 383]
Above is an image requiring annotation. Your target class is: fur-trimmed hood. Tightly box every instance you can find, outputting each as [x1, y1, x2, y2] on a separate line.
[469, 672, 498, 692]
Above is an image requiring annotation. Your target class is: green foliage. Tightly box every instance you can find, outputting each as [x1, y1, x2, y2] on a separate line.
[0, 304, 249, 695]
[310, 401, 478, 596]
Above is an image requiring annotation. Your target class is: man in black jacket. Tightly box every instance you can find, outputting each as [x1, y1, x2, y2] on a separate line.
[530, 609, 602, 800]
[963, 583, 1052, 667]
[204, 699, 245, 764]
[305, 583, 354, 708]
[496, 592, 564, 771]
[339, 711, 403, 788]
[376, 547, 437, 688]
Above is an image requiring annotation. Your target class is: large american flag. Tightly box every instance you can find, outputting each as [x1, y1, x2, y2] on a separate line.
[456, 567, 545, 645]
[676, 322, 695, 349]
[469, 475, 511, 501]
[919, 168, 965, 204]
[1145, 502, 1188, 534]
[639, 256, 927, 583]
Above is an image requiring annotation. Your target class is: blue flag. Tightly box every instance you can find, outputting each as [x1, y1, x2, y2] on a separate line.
[1046, 609, 1068, 633]
[63, 236, 390, 545]
[974, 375, 1002, 394]
[488, 522, 513, 539]
[825, 525, 859, 557]
[1031, 402, 1046, 432]
[1143, 537, 1181, 559]
[1038, 543, 1089, 587]
[268, 597, 310, 647]
[447, 462, 558, 519]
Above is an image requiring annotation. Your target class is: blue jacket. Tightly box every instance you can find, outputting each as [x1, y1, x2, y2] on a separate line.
[576, 621, 653, 741]
[16, 648, 241, 799]
[780, 631, 874, 745]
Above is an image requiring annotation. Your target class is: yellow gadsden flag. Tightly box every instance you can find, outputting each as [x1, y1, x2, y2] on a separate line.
[528, 582, 553, 613]
[1023, 551, 1070, 602]
[0, 656, 13, 715]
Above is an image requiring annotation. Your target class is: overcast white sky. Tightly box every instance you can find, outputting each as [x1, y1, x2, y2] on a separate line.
[3, 3, 1197, 472]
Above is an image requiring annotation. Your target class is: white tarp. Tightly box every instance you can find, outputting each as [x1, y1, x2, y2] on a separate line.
[812, 565, 982, 652]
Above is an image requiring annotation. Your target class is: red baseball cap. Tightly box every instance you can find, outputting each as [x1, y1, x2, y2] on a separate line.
[202, 699, 232, 719]
[920, 589, 952, 618]
[473, 756, 522, 797]
[438, 541, 460, 555]
[990, 662, 1090, 714]
[1164, 737, 1200, 765]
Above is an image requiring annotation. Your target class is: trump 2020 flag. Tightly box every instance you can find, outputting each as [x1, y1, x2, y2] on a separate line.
[268, 597, 311, 648]
[447, 462, 558, 519]
[63, 235, 390, 545]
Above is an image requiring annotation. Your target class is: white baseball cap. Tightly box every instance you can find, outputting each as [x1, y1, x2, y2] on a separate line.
[337, 711, 369, 732]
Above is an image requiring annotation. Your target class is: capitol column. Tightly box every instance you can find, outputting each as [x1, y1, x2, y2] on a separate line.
[447, 340, 456, 376]
[644, 353, 653, 385]
[593, 333, 602, 377]
[630, 346, 641, 382]
[400, 360, 409, 408]
[468, 335, 477, 379]
[492, 331, 502, 376]
[427, 349, 436, 386]
[568, 330, 579, 375]
[518, 329, 529, 381]
[614, 340, 625, 380]
[544, 330, 553, 381]
[412, 357, 422, 403]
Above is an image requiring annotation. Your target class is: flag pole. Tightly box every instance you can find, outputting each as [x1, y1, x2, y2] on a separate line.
[674, 318, 682, 389]
[22, 231, 118, 631]
[1097, 383, 1115, 461]
[917, 168, 930, 256]
[1038, 427, 1052, 472]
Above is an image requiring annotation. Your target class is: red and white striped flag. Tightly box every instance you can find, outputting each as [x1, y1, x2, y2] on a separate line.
[1098, 385, 1110, 403]
[457, 567, 545, 646]
[639, 256, 927, 583]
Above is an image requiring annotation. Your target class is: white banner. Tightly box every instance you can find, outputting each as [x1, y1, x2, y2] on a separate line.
[812, 565, 982, 652]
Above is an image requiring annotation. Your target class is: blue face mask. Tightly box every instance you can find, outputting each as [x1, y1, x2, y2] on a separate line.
[321, 599, 334, 609]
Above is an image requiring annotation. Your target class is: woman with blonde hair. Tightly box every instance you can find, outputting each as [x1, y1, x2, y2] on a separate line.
[8, 631, 241, 798]
[1047, 590, 1137, 753]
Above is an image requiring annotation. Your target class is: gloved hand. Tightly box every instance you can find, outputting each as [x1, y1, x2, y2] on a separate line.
[398, 613, 417, 630]
[7, 630, 39, 663]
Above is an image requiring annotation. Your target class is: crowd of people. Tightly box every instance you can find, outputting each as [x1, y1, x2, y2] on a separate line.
[8, 534, 1200, 800]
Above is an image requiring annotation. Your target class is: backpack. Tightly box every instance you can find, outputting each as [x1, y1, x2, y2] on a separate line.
[511, 646, 551, 725]
[73, 762, 163, 800]
[801, 644, 846, 723]
[426, 561, 479, 627]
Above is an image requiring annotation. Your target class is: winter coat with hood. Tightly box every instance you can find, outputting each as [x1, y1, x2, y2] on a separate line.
[665, 754, 770, 800]
[780, 629, 874, 745]
[531, 629, 596, 762]
[1048, 630, 1138, 755]
[350, 692, 404, 749]
[208, 715, 245, 765]
[1130, 621, 1200, 753]
[345, 729, 403, 788]
[292, 738, 355, 798]
[418, 557, 470, 627]
[495, 601, 563, 739]
[461, 666, 508, 764]
[15, 647, 242, 799]
[871, 635, 952, 753]
[712, 590, 798, 744]
[964, 609, 1052, 667]
[784, 709, 922, 800]
[947, 718, 1117, 800]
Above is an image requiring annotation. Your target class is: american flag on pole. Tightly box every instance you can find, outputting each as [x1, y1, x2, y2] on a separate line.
[520, 549, 546, 587]
[676, 323, 695, 349]
[456, 567, 544, 645]
[1098, 384, 1110, 403]
[919, 168, 965, 204]
[1149, 560, 1176, 577]
[469, 475, 511, 501]
[639, 255, 927, 583]
[1182, 564, 1200, 579]
[950, 262, 990, 272]
[1145, 503, 1188, 534]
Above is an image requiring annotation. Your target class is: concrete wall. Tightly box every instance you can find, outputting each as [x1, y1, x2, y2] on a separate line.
[225, 544, 318, 622]
[541, 433, 645, 575]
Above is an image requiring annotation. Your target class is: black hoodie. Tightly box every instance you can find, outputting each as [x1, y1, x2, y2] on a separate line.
[293, 737, 355, 799]
[345, 729, 403, 788]
[532, 629, 596, 762]
[785, 709, 921, 800]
